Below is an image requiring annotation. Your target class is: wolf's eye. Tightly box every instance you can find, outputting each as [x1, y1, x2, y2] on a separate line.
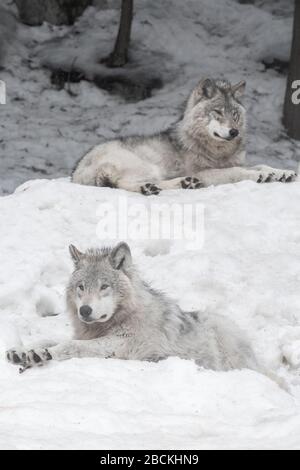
[101, 284, 109, 291]
[78, 284, 84, 291]
[213, 109, 223, 116]
[232, 111, 239, 122]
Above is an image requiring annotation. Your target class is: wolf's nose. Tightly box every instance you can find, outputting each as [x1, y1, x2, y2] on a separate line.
[80, 305, 92, 318]
[229, 128, 239, 138]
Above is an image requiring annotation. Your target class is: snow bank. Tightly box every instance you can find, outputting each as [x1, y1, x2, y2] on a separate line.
[1, 179, 300, 449]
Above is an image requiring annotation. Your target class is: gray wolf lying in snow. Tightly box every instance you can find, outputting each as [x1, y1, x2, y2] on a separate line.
[72, 78, 297, 195]
[7, 243, 260, 373]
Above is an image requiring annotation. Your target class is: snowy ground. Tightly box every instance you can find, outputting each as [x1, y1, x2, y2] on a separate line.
[1, 0, 300, 451]
[1, 178, 300, 449]
[0, 0, 299, 195]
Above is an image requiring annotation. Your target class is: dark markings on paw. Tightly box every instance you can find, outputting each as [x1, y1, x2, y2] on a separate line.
[286, 174, 296, 182]
[265, 173, 274, 183]
[257, 172, 297, 184]
[12, 353, 21, 364]
[31, 351, 42, 363]
[141, 183, 161, 196]
[19, 365, 31, 374]
[45, 349, 52, 361]
[181, 177, 204, 189]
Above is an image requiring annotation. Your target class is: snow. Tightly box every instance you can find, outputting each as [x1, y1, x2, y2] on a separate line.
[1, 178, 300, 449]
[1, 0, 300, 450]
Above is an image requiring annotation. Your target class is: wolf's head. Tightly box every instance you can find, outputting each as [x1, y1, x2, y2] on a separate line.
[67, 243, 134, 325]
[181, 78, 246, 146]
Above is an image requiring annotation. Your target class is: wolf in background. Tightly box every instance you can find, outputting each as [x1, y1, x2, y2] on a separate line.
[72, 78, 297, 195]
[6, 243, 261, 373]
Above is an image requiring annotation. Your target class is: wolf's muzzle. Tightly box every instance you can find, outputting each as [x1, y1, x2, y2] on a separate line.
[229, 128, 239, 139]
[79, 305, 93, 319]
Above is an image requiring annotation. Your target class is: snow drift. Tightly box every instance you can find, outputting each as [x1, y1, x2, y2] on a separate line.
[1, 178, 300, 449]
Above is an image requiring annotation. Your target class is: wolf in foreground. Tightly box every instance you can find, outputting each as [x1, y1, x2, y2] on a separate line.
[72, 78, 297, 195]
[7, 243, 260, 373]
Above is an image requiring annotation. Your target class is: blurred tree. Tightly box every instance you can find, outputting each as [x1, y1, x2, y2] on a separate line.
[15, 0, 92, 26]
[103, 0, 134, 67]
[0, 8, 16, 67]
[283, 0, 300, 139]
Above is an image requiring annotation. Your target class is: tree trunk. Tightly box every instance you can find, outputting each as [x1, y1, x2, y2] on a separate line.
[0, 8, 16, 67]
[106, 0, 133, 68]
[283, 0, 300, 139]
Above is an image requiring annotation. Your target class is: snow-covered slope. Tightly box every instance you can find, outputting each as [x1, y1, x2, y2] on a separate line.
[1, 0, 300, 451]
[1, 178, 300, 449]
[0, 0, 299, 195]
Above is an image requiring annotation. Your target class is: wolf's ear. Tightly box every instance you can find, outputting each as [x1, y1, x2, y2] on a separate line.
[232, 80, 246, 100]
[69, 245, 84, 264]
[110, 242, 132, 271]
[202, 78, 217, 98]
[196, 78, 217, 100]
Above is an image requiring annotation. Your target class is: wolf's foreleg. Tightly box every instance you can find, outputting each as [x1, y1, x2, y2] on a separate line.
[148, 164, 291, 191]
[48, 337, 127, 361]
[152, 169, 262, 190]
[6, 337, 127, 370]
[191, 166, 297, 187]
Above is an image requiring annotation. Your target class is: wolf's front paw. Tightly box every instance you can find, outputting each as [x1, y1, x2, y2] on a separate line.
[140, 183, 161, 196]
[6, 348, 27, 366]
[276, 170, 297, 183]
[257, 169, 297, 183]
[6, 348, 52, 372]
[257, 172, 276, 183]
[181, 177, 204, 189]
